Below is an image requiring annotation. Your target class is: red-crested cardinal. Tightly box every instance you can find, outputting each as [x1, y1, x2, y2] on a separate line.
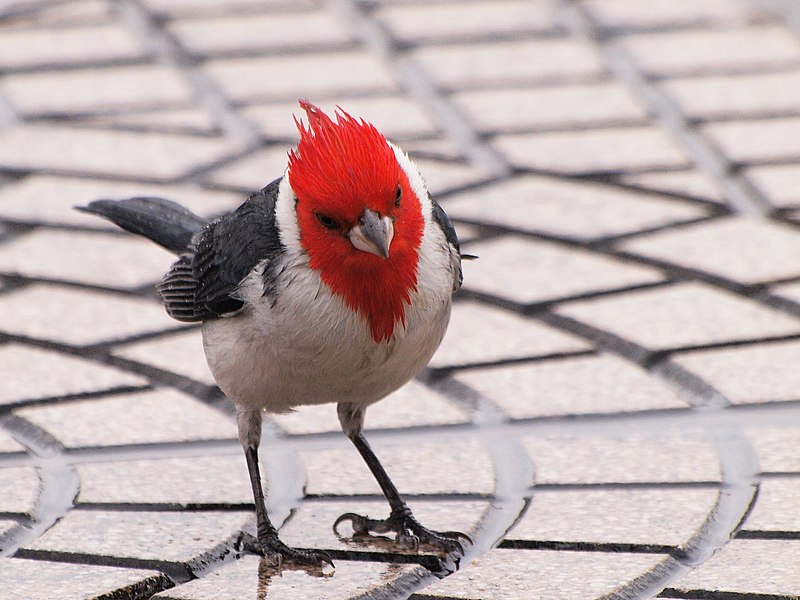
[79, 101, 470, 567]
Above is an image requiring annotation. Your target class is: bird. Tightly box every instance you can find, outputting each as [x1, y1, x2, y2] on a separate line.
[79, 100, 470, 568]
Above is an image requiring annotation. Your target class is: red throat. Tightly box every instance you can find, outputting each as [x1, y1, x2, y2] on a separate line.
[288, 101, 424, 343]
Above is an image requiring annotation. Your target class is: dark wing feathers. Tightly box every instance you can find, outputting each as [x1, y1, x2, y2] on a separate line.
[430, 197, 464, 290]
[157, 178, 285, 322]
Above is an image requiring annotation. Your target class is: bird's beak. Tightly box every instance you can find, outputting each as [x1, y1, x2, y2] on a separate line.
[348, 209, 394, 258]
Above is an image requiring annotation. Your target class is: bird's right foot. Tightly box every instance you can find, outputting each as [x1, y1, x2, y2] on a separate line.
[238, 531, 335, 568]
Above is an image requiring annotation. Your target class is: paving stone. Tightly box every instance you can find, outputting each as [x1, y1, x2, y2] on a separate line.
[301, 439, 494, 496]
[0, 175, 242, 227]
[452, 83, 648, 133]
[141, 0, 313, 18]
[76, 455, 252, 505]
[169, 11, 352, 55]
[375, 0, 555, 43]
[153, 554, 418, 600]
[0, 229, 174, 289]
[271, 379, 468, 435]
[412, 158, 492, 196]
[0, 124, 242, 181]
[584, 0, 757, 30]
[280, 498, 486, 553]
[443, 175, 708, 242]
[524, 432, 722, 484]
[661, 71, 800, 121]
[618, 169, 724, 203]
[0, 24, 146, 70]
[17, 389, 235, 448]
[741, 477, 800, 532]
[557, 282, 800, 351]
[454, 353, 687, 419]
[0, 558, 168, 600]
[669, 539, 800, 596]
[461, 235, 664, 304]
[0, 518, 19, 539]
[621, 217, 800, 284]
[511, 487, 719, 547]
[24, 509, 249, 562]
[430, 300, 590, 369]
[0, 429, 25, 453]
[421, 547, 664, 600]
[493, 126, 691, 174]
[204, 52, 397, 103]
[412, 38, 605, 89]
[619, 27, 800, 76]
[2, 64, 194, 116]
[673, 340, 800, 405]
[745, 427, 800, 474]
[113, 329, 214, 385]
[242, 96, 439, 142]
[202, 146, 291, 191]
[0, 284, 175, 345]
[85, 107, 220, 135]
[703, 117, 800, 164]
[745, 164, 800, 209]
[771, 280, 800, 305]
[0, 344, 146, 407]
[0, 466, 39, 513]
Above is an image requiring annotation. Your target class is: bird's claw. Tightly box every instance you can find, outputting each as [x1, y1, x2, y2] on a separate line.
[332, 508, 471, 555]
[237, 531, 335, 568]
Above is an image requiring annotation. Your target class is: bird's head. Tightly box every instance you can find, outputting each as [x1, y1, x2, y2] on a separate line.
[287, 100, 426, 343]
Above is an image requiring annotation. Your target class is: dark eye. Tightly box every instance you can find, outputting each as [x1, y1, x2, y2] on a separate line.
[316, 213, 337, 230]
[395, 185, 402, 208]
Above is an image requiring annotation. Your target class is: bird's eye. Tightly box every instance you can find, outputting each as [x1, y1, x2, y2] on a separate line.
[395, 185, 402, 208]
[316, 213, 338, 230]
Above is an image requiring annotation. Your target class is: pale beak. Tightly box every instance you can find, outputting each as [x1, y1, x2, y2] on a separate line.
[348, 209, 394, 258]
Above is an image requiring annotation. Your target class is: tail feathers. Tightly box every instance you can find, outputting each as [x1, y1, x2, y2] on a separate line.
[77, 197, 208, 254]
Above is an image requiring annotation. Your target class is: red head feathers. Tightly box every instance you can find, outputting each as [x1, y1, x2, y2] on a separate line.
[288, 101, 424, 343]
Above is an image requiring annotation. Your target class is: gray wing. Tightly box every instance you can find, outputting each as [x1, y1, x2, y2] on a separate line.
[430, 197, 464, 290]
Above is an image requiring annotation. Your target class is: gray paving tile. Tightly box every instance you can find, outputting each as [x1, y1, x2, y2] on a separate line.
[85, 107, 220, 135]
[271, 379, 468, 435]
[742, 477, 800, 532]
[0, 345, 146, 407]
[584, 0, 754, 29]
[154, 554, 418, 600]
[771, 280, 800, 305]
[618, 169, 724, 203]
[702, 117, 800, 164]
[620, 217, 800, 284]
[301, 440, 494, 496]
[557, 282, 800, 351]
[670, 539, 800, 596]
[0, 557, 168, 600]
[511, 487, 719, 547]
[375, 0, 555, 43]
[454, 353, 688, 419]
[168, 11, 352, 55]
[24, 509, 249, 562]
[113, 329, 214, 385]
[203, 52, 397, 103]
[430, 301, 591, 369]
[0, 430, 25, 453]
[76, 455, 252, 505]
[141, 0, 313, 17]
[20, 0, 115, 26]
[493, 126, 691, 174]
[0, 466, 39, 513]
[280, 498, 486, 554]
[452, 83, 647, 133]
[619, 26, 800, 76]
[0, 24, 146, 70]
[17, 389, 235, 448]
[0, 284, 175, 345]
[202, 146, 291, 191]
[673, 340, 800, 405]
[0, 175, 242, 227]
[0, 229, 173, 289]
[745, 164, 800, 209]
[421, 547, 664, 600]
[461, 235, 664, 304]
[443, 175, 707, 242]
[524, 432, 722, 484]
[745, 427, 800, 474]
[411, 158, 493, 196]
[2, 64, 194, 116]
[0, 124, 242, 180]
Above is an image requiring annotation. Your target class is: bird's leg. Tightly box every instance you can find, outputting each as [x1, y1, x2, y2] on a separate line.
[332, 404, 471, 555]
[238, 410, 333, 567]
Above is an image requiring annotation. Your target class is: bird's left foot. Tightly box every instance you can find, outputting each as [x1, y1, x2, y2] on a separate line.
[332, 506, 471, 555]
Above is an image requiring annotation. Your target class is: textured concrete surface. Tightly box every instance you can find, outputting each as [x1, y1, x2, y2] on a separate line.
[2, 1, 800, 599]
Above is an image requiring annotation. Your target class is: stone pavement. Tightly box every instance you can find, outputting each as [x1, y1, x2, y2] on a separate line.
[1, 0, 800, 598]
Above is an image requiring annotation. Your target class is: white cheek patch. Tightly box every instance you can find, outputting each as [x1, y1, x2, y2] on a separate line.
[275, 169, 304, 255]
[390, 142, 432, 225]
